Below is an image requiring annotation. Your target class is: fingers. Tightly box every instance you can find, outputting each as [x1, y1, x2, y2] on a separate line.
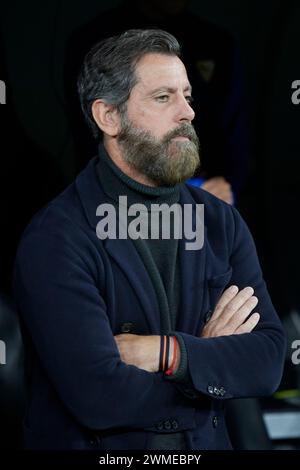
[212, 285, 239, 320]
[226, 295, 258, 332]
[214, 286, 255, 324]
[213, 285, 254, 321]
[205, 286, 260, 337]
[235, 312, 260, 334]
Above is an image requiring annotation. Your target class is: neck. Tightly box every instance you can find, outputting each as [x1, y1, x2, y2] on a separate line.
[103, 137, 158, 188]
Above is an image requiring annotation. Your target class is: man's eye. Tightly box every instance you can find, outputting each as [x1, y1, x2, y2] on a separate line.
[156, 95, 169, 102]
[185, 95, 194, 105]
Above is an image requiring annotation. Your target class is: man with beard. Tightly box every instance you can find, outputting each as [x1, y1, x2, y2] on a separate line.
[65, 0, 248, 204]
[13, 30, 285, 450]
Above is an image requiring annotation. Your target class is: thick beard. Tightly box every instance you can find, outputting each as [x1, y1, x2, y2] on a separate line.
[117, 115, 200, 186]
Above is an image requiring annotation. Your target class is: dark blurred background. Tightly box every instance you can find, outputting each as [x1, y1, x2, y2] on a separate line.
[0, 0, 300, 451]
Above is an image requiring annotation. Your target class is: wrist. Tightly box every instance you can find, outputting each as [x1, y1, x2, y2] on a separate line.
[172, 339, 181, 373]
[154, 335, 161, 372]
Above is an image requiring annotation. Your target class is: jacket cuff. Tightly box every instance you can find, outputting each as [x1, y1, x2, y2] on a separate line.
[165, 333, 191, 383]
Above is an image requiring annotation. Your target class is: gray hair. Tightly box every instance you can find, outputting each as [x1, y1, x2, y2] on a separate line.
[77, 29, 181, 140]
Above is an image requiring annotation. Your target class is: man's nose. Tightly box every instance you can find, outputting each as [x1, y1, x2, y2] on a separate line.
[177, 96, 195, 123]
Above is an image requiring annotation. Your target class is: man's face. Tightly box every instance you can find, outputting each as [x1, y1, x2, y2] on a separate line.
[117, 53, 200, 186]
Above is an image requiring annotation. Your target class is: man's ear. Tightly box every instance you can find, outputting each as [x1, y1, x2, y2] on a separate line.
[91, 100, 121, 137]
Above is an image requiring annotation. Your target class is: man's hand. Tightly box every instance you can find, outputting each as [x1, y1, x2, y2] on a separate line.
[114, 334, 161, 372]
[202, 176, 234, 205]
[201, 285, 260, 338]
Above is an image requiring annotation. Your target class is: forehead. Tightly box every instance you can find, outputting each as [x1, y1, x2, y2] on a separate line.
[133, 53, 190, 92]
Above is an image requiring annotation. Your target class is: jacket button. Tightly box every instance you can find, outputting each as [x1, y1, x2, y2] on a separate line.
[207, 385, 214, 394]
[219, 387, 226, 396]
[164, 420, 172, 431]
[121, 322, 134, 333]
[171, 419, 178, 430]
[156, 422, 164, 431]
[213, 387, 220, 396]
[212, 416, 218, 428]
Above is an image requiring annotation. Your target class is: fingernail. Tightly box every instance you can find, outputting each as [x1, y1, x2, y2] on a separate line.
[229, 285, 238, 293]
[244, 286, 254, 295]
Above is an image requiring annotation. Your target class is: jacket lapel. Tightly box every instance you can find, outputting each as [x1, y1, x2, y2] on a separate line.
[75, 157, 161, 333]
[176, 185, 207, 335]
[104, 237, 161, 333]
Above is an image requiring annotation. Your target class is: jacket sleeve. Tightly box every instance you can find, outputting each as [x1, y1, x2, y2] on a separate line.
[168, 206, 286, 400]
[13, 220, 196, 432]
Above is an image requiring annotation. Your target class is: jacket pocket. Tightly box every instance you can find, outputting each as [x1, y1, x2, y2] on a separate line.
[208, 267, 233, 289]
[198, 267, 233, 331]
[206, 268, 233, 320]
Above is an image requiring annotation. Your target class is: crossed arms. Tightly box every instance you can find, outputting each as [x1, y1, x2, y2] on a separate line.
[114, 285, 260, 374]
[13, 204, 286, 431]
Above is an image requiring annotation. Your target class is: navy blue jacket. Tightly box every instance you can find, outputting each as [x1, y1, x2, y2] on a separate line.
[13, 157, 286, 450]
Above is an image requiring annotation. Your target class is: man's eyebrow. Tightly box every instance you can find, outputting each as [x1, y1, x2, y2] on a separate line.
[149, 85, 192, 95]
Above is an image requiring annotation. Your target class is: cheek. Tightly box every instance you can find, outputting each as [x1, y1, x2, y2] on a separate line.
[141, 117, 170, 138]
[126, 105, 146, 123]
[127, 106, 172, 139]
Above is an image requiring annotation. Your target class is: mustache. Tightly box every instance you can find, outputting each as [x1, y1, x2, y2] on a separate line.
[163, 123, 198, 143]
